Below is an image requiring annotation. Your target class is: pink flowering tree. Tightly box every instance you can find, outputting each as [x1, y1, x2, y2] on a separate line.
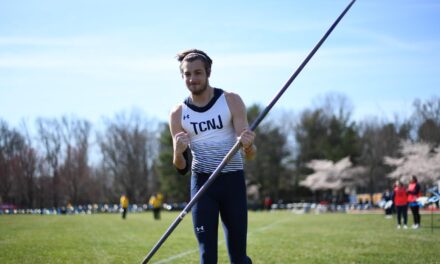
[384, 140, 440, 184]
[300, 156, 366, 191]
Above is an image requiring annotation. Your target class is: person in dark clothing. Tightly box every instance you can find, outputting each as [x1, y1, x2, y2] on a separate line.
[382, 188, 393, 218]
[407, 175, 421, 229]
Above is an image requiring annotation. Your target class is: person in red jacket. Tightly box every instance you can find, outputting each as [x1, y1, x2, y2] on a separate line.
[407, 175, 421, 229]
[393, 180, 408, 229]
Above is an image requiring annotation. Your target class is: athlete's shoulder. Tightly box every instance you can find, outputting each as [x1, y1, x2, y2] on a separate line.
[169, 103, 183, 123]
[222, 89, 238, 98]
[170, 103, 183, 116]
[169, 103, 186, 135]
[224, 90, 245, 109]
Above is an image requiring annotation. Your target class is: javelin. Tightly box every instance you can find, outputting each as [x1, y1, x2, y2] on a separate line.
[141, 0, 356, 263]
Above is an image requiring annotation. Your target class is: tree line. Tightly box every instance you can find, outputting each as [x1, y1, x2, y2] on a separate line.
[1, 94, 439, 209]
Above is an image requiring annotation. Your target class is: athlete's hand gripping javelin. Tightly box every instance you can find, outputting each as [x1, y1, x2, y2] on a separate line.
[238, 129, 256, 160]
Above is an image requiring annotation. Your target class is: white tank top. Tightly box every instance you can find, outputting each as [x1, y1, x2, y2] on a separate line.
[181, 88, 243, 174]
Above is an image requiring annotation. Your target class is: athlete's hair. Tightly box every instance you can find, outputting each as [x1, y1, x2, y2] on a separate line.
[176, 49, 213, 77]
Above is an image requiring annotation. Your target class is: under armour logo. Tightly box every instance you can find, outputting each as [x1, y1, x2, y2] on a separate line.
[183, 114, 190, 120]
[195, 226, 205, 233]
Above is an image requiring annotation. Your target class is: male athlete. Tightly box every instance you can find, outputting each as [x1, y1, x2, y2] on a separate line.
[169, 49, 256, 264]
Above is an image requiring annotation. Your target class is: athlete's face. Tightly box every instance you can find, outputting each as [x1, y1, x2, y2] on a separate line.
[181, 59, 209, 96]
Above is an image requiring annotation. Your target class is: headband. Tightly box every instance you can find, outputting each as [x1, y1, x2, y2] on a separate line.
[184, 52, 208, 61]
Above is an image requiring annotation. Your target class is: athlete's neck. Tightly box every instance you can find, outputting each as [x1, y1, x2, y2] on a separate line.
[190, 86, 214, 107]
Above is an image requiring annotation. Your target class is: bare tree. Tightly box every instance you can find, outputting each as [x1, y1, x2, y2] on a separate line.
[412, 96, 440, 145]
[11, 139, 38, 208]
[98, 111, 157, 203]
[412, 96, 440, 125]
[36, 118, 63, 207]
[15, 121, 39, 208]
[312, 92, 354, 125]
[59, 116, 92, 204]
[0, 120, 25, 204]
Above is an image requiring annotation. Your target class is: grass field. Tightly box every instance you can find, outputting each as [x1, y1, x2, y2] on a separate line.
[1, 211, 439, 264]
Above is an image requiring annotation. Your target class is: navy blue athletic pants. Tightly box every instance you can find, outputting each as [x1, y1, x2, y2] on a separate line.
[191, 170, 252, 264]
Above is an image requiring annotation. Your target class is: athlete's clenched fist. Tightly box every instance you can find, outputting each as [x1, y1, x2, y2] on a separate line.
[174, 131, 190, 154]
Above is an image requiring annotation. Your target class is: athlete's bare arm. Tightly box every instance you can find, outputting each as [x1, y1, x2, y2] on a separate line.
[169, 104, 190, 169]
[224, 91, 257, 160]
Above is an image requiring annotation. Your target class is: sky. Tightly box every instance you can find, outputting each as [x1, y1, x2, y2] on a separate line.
[1, 0, 439, 129]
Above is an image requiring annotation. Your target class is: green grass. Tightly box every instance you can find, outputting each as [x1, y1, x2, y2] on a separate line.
[1, 211, 439, 263]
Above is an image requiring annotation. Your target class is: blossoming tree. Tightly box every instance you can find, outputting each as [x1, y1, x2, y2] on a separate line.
[300, 156, 366, 191]
[384, 140, 440, 184]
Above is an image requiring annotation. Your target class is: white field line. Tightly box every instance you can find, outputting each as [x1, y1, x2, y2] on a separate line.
[152, 217, 291, 264]
[153, 249, 199, 264]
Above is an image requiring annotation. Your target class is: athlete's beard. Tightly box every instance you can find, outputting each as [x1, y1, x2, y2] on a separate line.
[190, 82, 208, 96]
